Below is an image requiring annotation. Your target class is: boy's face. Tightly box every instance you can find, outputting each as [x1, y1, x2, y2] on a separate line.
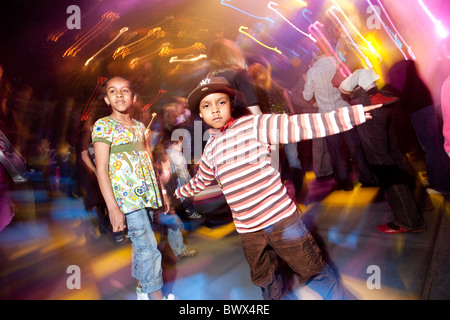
[198, 92, 233, 129]
[104, 77, 136, 112]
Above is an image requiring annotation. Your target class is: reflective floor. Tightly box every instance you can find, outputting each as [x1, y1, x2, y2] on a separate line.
[1, 172, 449, 300]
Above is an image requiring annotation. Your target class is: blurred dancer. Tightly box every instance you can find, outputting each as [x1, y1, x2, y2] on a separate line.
[441, 75, 450, 158]
[388, 60, 450, 194]
[248, 62, 306, 204]
[156, 101, 202, 219]
[339, 68, 427, 233]
[207, 38, 262, 115]
[303, 53, 376, 190]
[77, 117, 123, 242]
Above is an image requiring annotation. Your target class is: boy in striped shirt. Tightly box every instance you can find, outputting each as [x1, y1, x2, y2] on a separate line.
[175, 76, 381, 300]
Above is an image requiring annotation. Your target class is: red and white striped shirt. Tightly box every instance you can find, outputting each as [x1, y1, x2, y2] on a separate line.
[175, 104, 366, 233]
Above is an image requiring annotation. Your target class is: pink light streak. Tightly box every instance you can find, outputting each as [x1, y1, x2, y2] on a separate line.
[366, 0, 415, 60]
[267, 1, 317, 43]
[308, 21, 352, 78]
[417, 0, 449, 38]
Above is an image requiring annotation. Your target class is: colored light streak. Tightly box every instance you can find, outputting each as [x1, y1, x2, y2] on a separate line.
[366, 0, 416, 60]
[169, 54, 207, 63]
[142, 90, 167, 111]
[85, 27, 129, 66]
[80, 77, 107, 121]
[308, 21, 352, 78]
[159, 42, 206, 57]
[302, 8, 313, 24]
[63, 11, 120, 58]
[113, 27, 165, 60]
[327, 6, 374, 69]
[267, 1, 317, 43]
[220, 0, 274, 23]
[296, 0, 308, 6]
[329, 0, 379, 67]
[47, 0, 104, 42]
[417, 0, 449, 39]
[238, 26, 282, 54]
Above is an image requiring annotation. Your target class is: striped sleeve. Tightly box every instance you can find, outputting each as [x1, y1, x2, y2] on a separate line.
[174, 146, 215, 198]
[254, 104, 365, 144]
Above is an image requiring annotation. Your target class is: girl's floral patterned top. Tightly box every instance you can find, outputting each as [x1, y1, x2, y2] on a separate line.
[92, 116, 162, 213]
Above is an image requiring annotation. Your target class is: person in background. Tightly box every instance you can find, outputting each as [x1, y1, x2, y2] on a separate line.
[303, 53, 377, 191]
[441, 75, 450, 158]
[207, 38, 262, 116]
[338, 68, 428, 234]
[248, 62, 306, 204]
[388, 60, 450, 194]
[77, 116, 124, 242]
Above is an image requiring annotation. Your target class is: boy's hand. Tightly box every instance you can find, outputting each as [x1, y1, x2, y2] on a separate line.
[363, 104, 383, 119]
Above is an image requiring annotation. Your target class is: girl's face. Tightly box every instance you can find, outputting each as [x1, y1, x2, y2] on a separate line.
[198, 92, 233, 129]
[104, 77, 136, 113]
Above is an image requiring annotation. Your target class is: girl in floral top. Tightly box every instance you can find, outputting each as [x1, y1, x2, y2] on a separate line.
[92, 76, 170, 300]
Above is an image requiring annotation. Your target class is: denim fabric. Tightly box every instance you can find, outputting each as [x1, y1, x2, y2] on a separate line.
[284, 142, 302, 171]
[157, 212, 187, 256]
[125, 208, 163, 294]
[239, 211, 345, 300]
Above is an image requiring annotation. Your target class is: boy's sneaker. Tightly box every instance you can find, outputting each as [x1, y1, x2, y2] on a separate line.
[164, 293, 176, 300]
[136, 286, 149, 300]
[176, 247, 198, 260]
[369, 92, 398, 106]
[185, 208, 202, 219]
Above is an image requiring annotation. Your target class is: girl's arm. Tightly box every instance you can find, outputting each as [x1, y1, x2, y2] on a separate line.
[94, 141, 126, 232]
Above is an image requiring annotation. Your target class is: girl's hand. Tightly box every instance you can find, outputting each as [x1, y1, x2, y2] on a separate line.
[162, 193, 171, 214]
[109, 207, 126, 232]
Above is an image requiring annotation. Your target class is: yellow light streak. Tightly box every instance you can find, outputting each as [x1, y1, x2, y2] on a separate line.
[85, 27, 129, 66]
[238, 26, 282, 54]
[158, 42, 206, 57]
[169, 54, 208, 63]
[330, 1, 375, 53]
[112, 27, 165, 59]
[327, 5, 375, 69]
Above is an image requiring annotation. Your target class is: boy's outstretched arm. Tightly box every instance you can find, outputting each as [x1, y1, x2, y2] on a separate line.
[174, 155, 215, 199]
[254, 104, 383, 145]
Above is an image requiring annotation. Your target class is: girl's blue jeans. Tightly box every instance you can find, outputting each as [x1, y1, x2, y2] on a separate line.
[125, 208, 163, 294]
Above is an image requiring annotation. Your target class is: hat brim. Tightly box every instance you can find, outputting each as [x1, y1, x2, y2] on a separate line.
[187, 83, 236, 110]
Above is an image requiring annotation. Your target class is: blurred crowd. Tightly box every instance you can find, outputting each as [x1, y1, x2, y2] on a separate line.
[1, 34, 449, 238]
